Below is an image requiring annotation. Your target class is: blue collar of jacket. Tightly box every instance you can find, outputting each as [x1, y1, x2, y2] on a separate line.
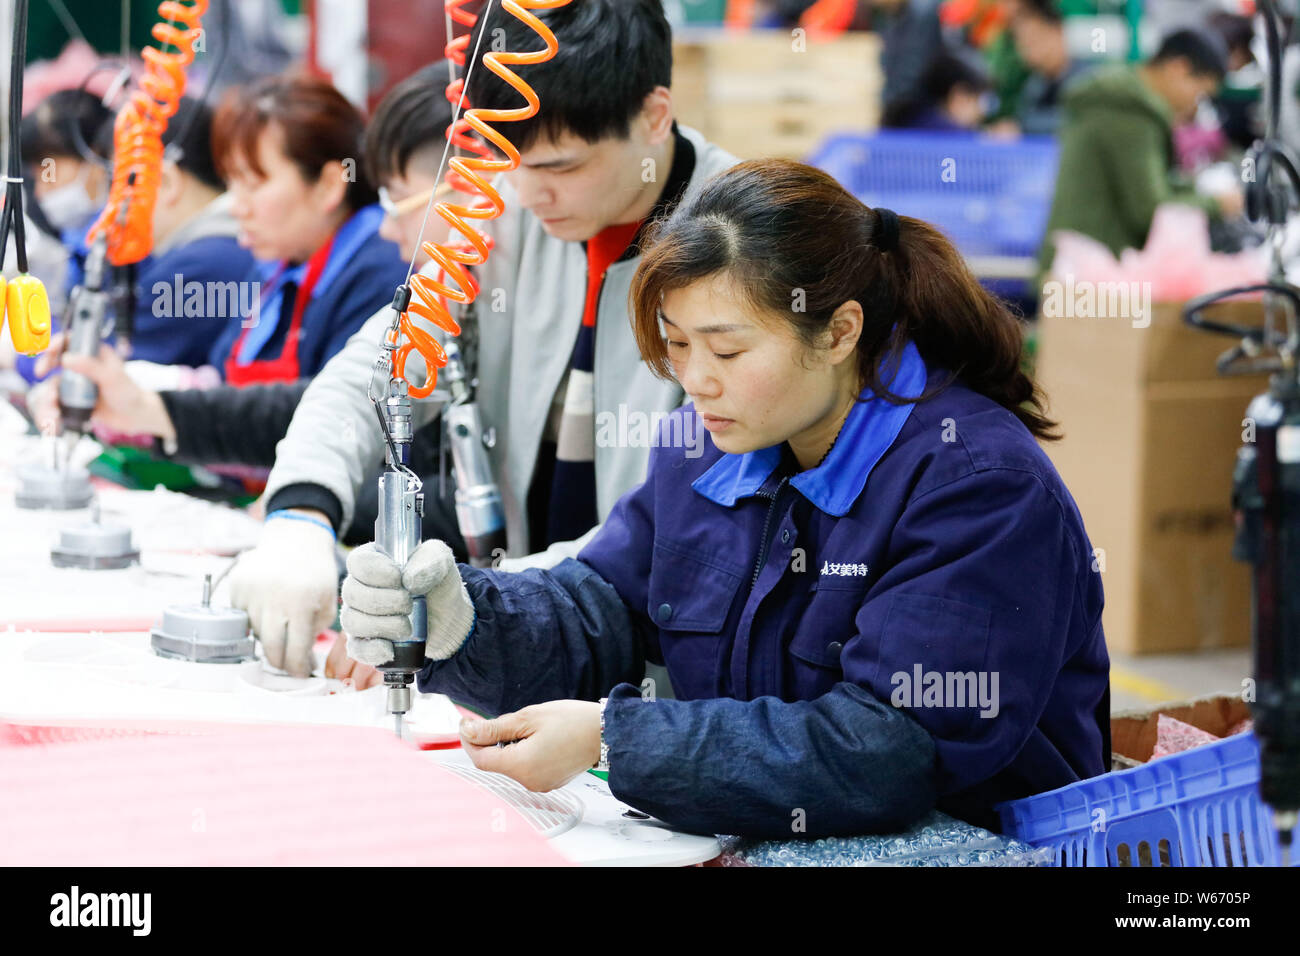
[692, 339, 929, 517]
[256, 203, 385, 297]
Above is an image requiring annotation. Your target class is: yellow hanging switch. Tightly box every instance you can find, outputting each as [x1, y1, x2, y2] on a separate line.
[6, 274, 51, 355]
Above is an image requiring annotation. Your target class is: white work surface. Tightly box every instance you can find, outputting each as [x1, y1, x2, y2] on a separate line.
[0, 432, 264, 627]
[427, 748, 720, 867]
[0, 424, 719, 865]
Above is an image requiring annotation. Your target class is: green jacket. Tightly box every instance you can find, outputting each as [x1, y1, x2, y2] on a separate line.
[1039, 64, 1217, 276]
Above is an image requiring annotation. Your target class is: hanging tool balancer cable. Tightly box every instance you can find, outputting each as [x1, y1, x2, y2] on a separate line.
[88, 0, 208, 268]
[369, 0, 573, 735]
[384, 0, 573, 399]
[54, 0, 207, 439]
[1, 0, 52, 356]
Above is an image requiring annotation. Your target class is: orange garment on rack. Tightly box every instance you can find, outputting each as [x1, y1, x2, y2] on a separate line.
[801, 0, 860, 34]
[725, 0, 757, 28]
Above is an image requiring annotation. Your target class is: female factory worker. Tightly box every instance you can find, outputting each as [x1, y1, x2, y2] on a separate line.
[31, 74, 406, 391]
[338, 160, 1111, 837]
[32, 97, 258, 372]
[204, 72, 407, 384]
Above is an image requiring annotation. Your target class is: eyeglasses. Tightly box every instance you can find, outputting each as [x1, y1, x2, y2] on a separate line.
[378, 182, 452, 218]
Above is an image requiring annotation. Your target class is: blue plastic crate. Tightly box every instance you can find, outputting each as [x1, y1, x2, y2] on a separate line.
[807, 131, 1059, 260]
[996, 731, 1298, 867]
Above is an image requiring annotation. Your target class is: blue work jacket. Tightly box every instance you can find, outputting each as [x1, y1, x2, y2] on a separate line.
[15, 223, 255, 380]
[419, 341, 1110, 838]
[207, 205, 407, 379]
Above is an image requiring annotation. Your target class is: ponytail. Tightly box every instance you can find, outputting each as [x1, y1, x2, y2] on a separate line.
[873, 211, 1057, 439]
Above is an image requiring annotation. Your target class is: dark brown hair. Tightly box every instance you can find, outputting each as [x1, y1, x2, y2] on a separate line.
[211, 72, 378, 211]
[630, 159, 1058, 441]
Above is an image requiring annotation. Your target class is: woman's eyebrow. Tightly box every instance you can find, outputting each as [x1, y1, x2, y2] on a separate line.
[660, 315, 748, 334]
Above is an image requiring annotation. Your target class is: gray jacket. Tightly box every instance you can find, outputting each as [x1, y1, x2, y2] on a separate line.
[262, 126, 737, 561]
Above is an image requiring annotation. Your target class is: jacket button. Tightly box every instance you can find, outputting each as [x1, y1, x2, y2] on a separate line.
[827, 641, 843, 658]
[781, 529, 790, 544]
[657, 603, 673, 623]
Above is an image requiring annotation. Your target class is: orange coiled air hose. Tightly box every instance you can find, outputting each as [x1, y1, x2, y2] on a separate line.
[443, 0, 497, 195]
[88, 0, 208, 267]
[389, 0, 572, 399]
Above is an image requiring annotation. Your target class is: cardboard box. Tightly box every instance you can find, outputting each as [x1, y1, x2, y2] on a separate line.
[672, 31, 882, 159]
[1035, 302, 1269, 654]
[1110, 693, 1251, 769]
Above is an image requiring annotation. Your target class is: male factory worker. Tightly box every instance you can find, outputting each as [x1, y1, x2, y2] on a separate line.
[227, 0, 740, 678]
[1039, 27, 1244, 275]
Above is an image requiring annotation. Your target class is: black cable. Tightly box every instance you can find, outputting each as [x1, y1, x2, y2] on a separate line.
[162, 0, 231, 165]
[69, 59, 133, 171]
[8, 0, 31, 274]
[1264, 0, 1283, 138]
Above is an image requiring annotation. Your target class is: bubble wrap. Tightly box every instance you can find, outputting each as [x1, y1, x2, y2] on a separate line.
[715, 811, 1055, 867]
[1151, 713, 1221, 758]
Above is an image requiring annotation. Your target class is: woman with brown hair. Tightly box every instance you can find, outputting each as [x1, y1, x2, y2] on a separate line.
[205, 72, 407, 385]
[339, 159, 1110, 838]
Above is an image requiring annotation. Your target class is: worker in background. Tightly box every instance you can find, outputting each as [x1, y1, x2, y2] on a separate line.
[986, 0, 1090, 138]
[336, 160, 1110, 838]
[29, 63, 468, 551]
[17, 97, 257, 382]
[1207, 11, 1262, 152]
[884, 52, 990, 131]
[868, 0, 949, 127]
[204, 72, 408, 385]
[1039, 27, 1245, 277]
[34, 73, 408, 394]
[0, 89, 110, 334]
[224, 0, 739, 679]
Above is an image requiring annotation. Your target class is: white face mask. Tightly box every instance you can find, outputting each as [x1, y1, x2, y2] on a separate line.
[39, 168, 99, 232]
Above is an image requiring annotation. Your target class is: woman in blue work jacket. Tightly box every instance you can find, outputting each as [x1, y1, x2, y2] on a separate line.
[205, 73, 408, 385]
[338, 159, 1111, 838]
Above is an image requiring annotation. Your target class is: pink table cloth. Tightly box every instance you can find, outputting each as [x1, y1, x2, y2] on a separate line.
[0, 723, 568, 866]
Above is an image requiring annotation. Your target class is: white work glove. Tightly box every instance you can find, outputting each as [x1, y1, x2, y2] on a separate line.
[229, 514, 340, 677]
[340, 539, 476, 668]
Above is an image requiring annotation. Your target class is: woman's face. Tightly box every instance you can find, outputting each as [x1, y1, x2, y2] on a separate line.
[225, 123, 347, 263]
[660, 273, 862, 461]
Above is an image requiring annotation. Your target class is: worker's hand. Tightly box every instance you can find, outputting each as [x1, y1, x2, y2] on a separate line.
[230, 512, 340, 677]
[984, 118, 1021, 140]
[1215, 188, 1245, 221]
[31, 334, 176, 439]
[340, 539, 475, 667]
[460, 701, 602, 792]
[27, 377, 61, 437]
[324, 631, 383, 690]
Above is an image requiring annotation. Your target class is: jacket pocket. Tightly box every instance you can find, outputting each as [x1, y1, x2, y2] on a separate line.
[646, 541, 745, 698]
[647, 541, 743, 632]
[872, 592, 994, 738]
[784, 577, 868, 698]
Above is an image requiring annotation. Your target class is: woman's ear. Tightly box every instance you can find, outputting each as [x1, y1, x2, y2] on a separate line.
[314, 159, 350, 213]
[826, 300, 864, 365]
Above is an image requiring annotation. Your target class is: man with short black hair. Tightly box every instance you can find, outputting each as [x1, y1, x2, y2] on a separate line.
[1040, 27, 1244, 273]
[229, 0, 739, 678]
[996, 0, 1090, 137]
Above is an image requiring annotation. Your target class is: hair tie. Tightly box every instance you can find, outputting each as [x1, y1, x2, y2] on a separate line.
[874, 207, 901, 253]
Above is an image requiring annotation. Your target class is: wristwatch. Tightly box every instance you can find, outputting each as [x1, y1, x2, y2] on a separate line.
[595, 697, 610, 772]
